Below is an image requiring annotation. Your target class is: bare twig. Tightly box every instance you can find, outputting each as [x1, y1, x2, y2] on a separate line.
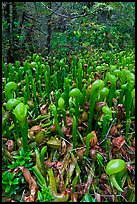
[40, 2, 103, 19]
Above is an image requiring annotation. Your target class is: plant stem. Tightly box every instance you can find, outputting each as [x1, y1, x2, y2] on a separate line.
[25, 75, 30, 99]
[78, 60, 83, 92]
[63, 77, 69, 109]
[20, 120, 28, 153]
[33, 165, 47, 187]
[87, 94, 97, 133]
[85, 132, 94, 158]
[35, 148, 42, 171]
[11, 113, 20, 141]
[72, 116, 77, 149]
[32, 79, 39, 117]
[50, 104, 64, 137]
[40, 146, 48, 178]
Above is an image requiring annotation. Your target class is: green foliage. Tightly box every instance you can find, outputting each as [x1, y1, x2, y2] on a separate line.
[8, 148, 34, 169]
[38, 185, 54, 202]
[81, 193, 96, 202]
[2, 2, 135, 62]
[2, 171, 20, 198]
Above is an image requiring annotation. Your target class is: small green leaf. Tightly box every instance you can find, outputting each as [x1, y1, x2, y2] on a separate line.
[58, 97, 65, 110]
[69, 88, 82, 99]
[5, 81, 17, 101]
[85, 133, 94, 158]
[106, 159, 126, 175]
[109, 43, 114, 48]
[102, 106, 112, 120]
[38, 190, 43, 201]
[12, 178, 19, 185]
[20, 160, 25, 166]
[5, 185, 11, 193]
[81, 193, 96, 202]
[96, 153, 104, 167]
[9, 181, 12, 185]
[13, 102, 28, 123]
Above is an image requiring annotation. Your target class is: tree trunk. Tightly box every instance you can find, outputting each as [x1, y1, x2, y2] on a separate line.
[47, 2, 52, 55]
[3, 2, 14, 63]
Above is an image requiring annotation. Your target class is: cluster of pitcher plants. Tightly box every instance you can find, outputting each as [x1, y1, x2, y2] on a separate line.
[2, 48, 135, 202]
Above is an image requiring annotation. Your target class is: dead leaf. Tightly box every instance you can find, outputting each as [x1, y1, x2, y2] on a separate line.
[76, 148, 86, 160]
[71, 193, 78, 202]
[120, 147, 128, 158]
[29, 125, 42, 135]
[110, 126, 118, 136]
[58, 169, 65, 192]
[103, 183, 112, 194]
[95, 193, 101, 202]
[45, 161, 56, 168]
[129, 146, 135, 153]
[87, 84, 92, 92]
[112, 136, 125, 149]
[56, 161, 62, 169]
[5, 140, 14, 152]
[117, 104, 125, 122]
[101, 173, 108, 181]
[61, 140, 67, 155]
[66, 116, 73, 127]
[2, 197, 11, 202]
[85, 102, 90, 110]
[61, 126, 67, 135]
[10, 200, 18, 202]
[127, 176, 135, 190]
[132, 138, 135, 147]
[126, 163, 135, 173]
[95, 102, 107, 113]
[40, 104, 48, 114]
[90, 131, 98, 147]
[19, 166, 38, 202]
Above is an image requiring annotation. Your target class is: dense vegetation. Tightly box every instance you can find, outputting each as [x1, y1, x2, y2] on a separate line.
[2, 2, 135, 202]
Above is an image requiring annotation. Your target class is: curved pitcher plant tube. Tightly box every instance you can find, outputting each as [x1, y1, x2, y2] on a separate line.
[106, 159, 126, 192]
[96, 65, 104, 75]
[77, 59, 83, 91]
[44, 65, 51, 102]
[33, 165, 69, 202]
[99, 87, 109, 102]
[50, 104, 64, 137]
[119, 69, 130, 104]
[13, 103, 28, 126]
[13, 102, 29, 153]
[72, 115, 77, 149]
[125, 72, 135, 120]
[48, 168, 69, 202]
[120, 72, 135, 120]
[6, 99, 22, 139]
[58, 97, 67, 126]
[81, 83, 87, 108]
[69, 88, 82, 121]
[108, 74, 117, 107]
[40, 146, 48, 177]
[131, 88, 135, 116]
[69, 88, 82, 100]
[63, 77, 70, 109]
[102, 105, 112, 137]
[5, 81, 18, 101]
[33, 165, 47, 188]
[87, 79, 104, 133]
[85, 132, 94, 158]
[54, 90, 61, 107]
[6, 99, 21, 111]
